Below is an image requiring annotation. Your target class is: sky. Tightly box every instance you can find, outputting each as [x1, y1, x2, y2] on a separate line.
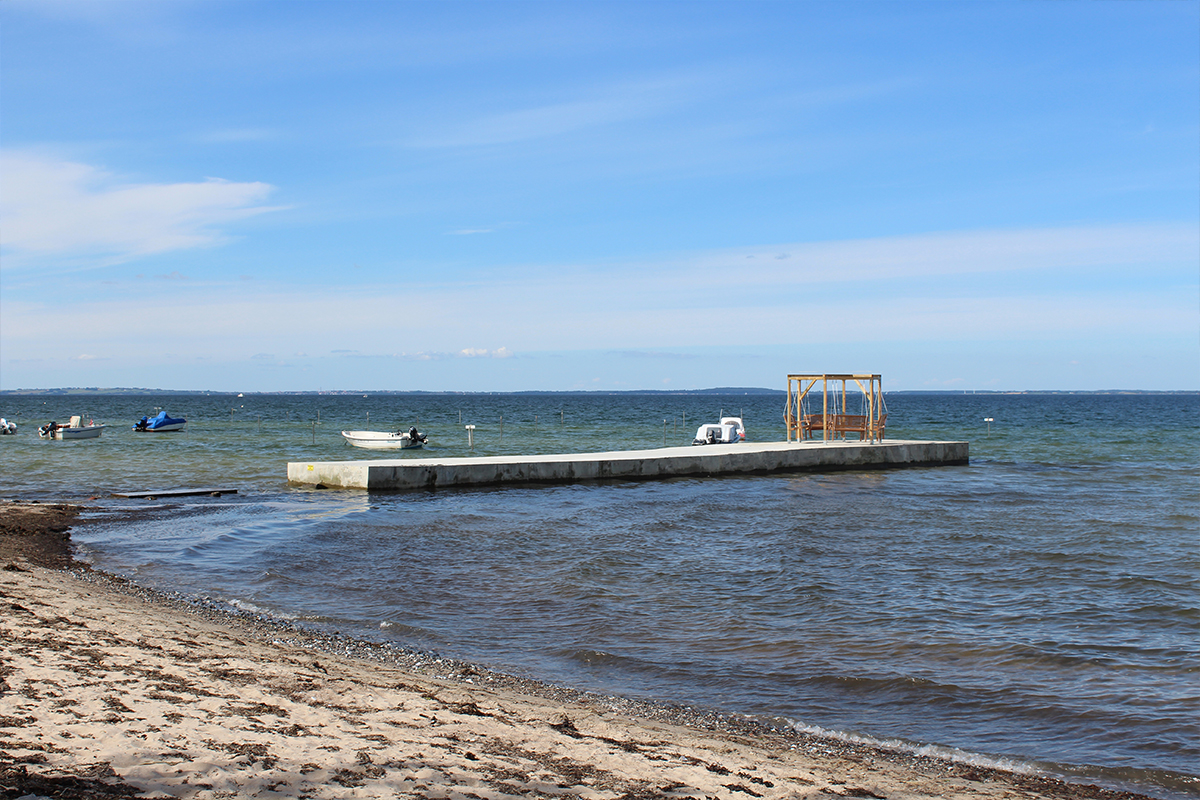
[1, 0, 1197, 393]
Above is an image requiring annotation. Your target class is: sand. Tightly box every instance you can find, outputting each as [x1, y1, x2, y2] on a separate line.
[0, 501, 1154, 800]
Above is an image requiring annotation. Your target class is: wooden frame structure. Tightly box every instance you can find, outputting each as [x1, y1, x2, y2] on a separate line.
[785, 374, 886, 443]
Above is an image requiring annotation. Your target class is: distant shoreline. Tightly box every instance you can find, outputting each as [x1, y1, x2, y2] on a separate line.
[2, 387, 1197, 397]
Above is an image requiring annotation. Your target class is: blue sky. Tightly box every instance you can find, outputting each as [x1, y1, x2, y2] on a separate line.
[2, 0, 1197, 392]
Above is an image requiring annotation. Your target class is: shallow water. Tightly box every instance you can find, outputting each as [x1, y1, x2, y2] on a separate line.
[2, 392, 1197, 798]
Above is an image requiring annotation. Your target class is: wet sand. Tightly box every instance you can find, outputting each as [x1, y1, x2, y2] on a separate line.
[0, 501, 1155, 799]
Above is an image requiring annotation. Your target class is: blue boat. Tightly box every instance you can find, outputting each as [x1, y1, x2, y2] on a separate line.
[133, 411, 187, 432]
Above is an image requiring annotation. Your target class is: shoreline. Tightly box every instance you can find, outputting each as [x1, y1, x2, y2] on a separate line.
[0, 501, 1162, 799]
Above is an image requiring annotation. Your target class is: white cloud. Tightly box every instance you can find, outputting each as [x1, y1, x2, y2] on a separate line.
[0, 150, 284, 269]
[1, 223, 1194, 377]
[459, 347, 512, 358]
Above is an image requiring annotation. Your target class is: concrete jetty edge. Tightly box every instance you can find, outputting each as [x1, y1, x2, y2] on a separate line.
[287, 439, 969, 491]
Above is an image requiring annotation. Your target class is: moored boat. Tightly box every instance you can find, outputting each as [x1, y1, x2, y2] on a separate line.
[341, 427, 428, 450]
[38, 416, 105, 440]
[134, 411, 187, 432]
[691, 416, 745, 445]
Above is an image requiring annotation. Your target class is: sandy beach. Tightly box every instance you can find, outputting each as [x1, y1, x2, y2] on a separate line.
[0, 501, 1155, 800]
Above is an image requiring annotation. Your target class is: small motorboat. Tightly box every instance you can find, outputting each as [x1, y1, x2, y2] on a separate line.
[38, 416, 105, 440]
[0, 418, 15, 435]
[341, 426, 428, 450]
[133, 411, 187, 432]
[692, 416, 746, 445]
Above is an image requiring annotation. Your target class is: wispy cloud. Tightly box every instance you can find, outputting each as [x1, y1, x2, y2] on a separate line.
[404, 73, 708, 149]
[609, 350, 701, 360]
[0, 150, 285, 270]
[389, 349, 515, 361]
[692, 224, 1199, 285]
[194, 128, 278, 144]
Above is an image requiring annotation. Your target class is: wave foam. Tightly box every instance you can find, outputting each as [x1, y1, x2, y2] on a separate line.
[784, 720, 1036, 775]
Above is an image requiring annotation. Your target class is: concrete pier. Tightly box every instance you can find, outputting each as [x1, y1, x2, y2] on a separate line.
[287, 439, 968, 491]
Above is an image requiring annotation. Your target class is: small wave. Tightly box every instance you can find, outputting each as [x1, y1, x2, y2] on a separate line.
[783, 720, 1200, 799]
[564, 648, 634, 667]
[223, 597, 284, 618]
[784, 719, 1035, 774]
[255, 569, 292, 584]
[378, 619, 441, 640]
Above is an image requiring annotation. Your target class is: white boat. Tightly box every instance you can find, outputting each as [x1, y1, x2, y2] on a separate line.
[341, 427, 428, 450]
[692, 416, 745, 445]
[38, 416, 105, 440]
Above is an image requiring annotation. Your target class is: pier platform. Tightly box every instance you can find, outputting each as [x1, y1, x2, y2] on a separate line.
[287, 439, 968, 491]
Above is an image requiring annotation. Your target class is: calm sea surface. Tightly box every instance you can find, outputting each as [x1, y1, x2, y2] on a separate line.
[1, 392, 1196, 798]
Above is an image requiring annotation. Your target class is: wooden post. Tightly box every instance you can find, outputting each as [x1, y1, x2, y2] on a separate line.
[786, 379, 793, 442]
[822, 377, 829, 443]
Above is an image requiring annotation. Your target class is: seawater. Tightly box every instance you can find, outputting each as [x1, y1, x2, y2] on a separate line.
[1, 392, 1196, 798]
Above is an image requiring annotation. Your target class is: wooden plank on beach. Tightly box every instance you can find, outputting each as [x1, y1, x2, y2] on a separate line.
[111, 488, 239, 499]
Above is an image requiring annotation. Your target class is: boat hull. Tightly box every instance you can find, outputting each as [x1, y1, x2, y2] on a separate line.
[341, 430, 424, 450]
[40, 425, 105, 440]
[692, 417, 746, 445]
[134, 412, 187, 432]
[135, 422, 186, 432]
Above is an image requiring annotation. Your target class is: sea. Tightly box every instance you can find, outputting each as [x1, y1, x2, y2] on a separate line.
[1, 391, 1196, 799]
